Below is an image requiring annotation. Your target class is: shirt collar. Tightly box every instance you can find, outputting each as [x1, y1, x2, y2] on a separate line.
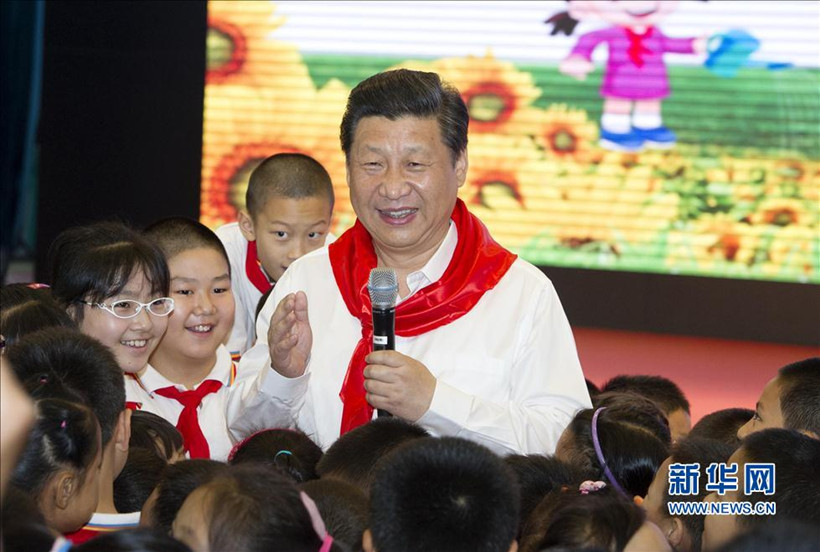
[402, 220, 458, 302]
[137, 346, 232, 392]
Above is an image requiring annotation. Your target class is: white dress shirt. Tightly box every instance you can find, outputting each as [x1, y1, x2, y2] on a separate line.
[125, 345, 286, 461]
[239, 222, 591, 454]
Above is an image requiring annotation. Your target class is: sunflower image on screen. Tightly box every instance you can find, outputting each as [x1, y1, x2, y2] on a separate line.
[547, 1, 708, 152]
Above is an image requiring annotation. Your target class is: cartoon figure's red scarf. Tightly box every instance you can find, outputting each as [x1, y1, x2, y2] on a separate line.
[329, 198, 517, 434]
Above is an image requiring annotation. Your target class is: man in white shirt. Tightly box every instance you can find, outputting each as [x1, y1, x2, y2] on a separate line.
[241, 69, 591, 454]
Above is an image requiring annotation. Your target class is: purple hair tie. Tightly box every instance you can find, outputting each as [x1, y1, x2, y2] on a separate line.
[591, 407, 629, 498]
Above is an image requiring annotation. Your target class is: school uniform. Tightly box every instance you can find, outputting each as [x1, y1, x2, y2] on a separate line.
[125, 345, 286, 461]
[64, 511, 140, 544]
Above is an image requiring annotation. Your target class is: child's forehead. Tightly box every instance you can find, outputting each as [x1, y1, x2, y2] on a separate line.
[253, 193, 333, 220]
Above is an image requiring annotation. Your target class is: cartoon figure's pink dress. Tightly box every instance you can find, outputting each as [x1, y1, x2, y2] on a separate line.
[570, 26, 696, 100]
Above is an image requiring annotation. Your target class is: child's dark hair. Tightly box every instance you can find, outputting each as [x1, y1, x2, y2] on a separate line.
[193, 464, 336, 552]
[301, 478, 368, 552]
[316, 417, 430, 493]
[114, 447, 168, 514]
[48, 221, 170, 323]
[522, 485, 645, 552]
[560, 404, 670, 498]
[504, 454, 587, 538]
[689, 407, 754, 447]
[228, 428, 323, 483]
[660, 437, 735, 552]
[715, 519, 820, 552]
[0, 284, 75, 347]
[246, 153, 335, 217]
[736, 428, 820, 530]
[11, 398, 100, 499]
[143, 217, 231, 275]
[150, 459, 231, 534]
[368, 436, 520, 552]
[776, 357, 820, 435]
[73, 528, 193, 552]
[129, 410, 184, 462]
[1, 486, 56, 552]
[592, 391, 672, 445]
[602, 374, 691, 417]
[6, 327, 125, 446]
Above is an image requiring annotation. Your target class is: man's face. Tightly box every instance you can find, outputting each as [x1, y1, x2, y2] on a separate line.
[346, 116, 467, 262]
[737, 377, 785, 440]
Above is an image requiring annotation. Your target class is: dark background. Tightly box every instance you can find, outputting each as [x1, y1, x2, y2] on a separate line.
[36, 1, 819, 346]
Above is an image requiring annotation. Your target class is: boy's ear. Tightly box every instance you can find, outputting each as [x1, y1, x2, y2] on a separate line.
[55, 471, 76, 510]
[508, 539, 519, 552]
[66, 303, 82, 324]
[115, 408, 131, 454]
[362, 528, 375, 552]
[665, 517, 686, 548]
[238, 210, 257, 242]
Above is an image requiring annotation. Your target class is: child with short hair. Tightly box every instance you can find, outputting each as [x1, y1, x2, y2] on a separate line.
[689, 408, 754, 447]
[316, 417, 430, 494]
[7, 327, 137, 542]
[736, 357, 820, 440]
[365, 436, 520, 552]
[172, 463, 339, 552]
[216, 153, 335, 358]
[141, 459, 229, 534]
[642, 437, 735, 552]
[602, 374, 692, 442]
[702, 428, 820, 551]
[11, 398, 103, 534]
[135, 217, 257, 461]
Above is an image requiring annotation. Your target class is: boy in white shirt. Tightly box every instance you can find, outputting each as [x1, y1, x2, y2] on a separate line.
[216, 153, 335, 359]
[128, 218, 277, 460]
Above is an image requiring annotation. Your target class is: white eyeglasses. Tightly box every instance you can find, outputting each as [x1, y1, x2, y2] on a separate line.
[79, 297, 175, 319]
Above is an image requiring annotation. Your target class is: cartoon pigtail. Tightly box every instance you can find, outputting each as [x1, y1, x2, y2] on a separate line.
[545, 11, 580, 36]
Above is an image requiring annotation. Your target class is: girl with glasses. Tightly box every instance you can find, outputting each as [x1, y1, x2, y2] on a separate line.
[48, 221, 173, 375]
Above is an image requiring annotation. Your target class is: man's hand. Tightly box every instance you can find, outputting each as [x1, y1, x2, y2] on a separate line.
[363, 351, 436, 422]
[559, 55, 594, 80]
[267, 291, 312, 378]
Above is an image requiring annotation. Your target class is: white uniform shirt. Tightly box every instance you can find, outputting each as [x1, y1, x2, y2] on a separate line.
[240, 222, 591, 454]
[216, 222, 335, 358]
[125, 345, 285, 461]
[215, 223, 268, 358]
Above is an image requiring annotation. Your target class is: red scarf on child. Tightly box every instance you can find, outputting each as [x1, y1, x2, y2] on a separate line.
[329, 198, 517, 434]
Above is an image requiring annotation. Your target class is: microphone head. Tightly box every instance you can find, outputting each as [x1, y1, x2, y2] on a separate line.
[368, 268, 398, 309]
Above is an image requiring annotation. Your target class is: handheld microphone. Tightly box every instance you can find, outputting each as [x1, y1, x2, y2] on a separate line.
[368, 268, 398, 418]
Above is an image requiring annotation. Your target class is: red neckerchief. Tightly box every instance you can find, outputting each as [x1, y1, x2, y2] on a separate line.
[626, 26, 653, 67]
[329, 198, 517, 434]
[246, 240, 273, 294]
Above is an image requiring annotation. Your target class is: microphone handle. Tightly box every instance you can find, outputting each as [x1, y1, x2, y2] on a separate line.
[372, 306, 395, 418]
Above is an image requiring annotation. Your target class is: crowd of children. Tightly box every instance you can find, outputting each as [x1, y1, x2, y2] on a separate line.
[1, 152, 818, 551]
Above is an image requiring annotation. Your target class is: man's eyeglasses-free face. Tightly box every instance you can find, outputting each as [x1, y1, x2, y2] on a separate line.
[78, 297, 175, 319]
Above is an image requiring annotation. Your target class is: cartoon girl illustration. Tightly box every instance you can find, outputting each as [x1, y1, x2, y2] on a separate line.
[548, 1, 707, 151]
